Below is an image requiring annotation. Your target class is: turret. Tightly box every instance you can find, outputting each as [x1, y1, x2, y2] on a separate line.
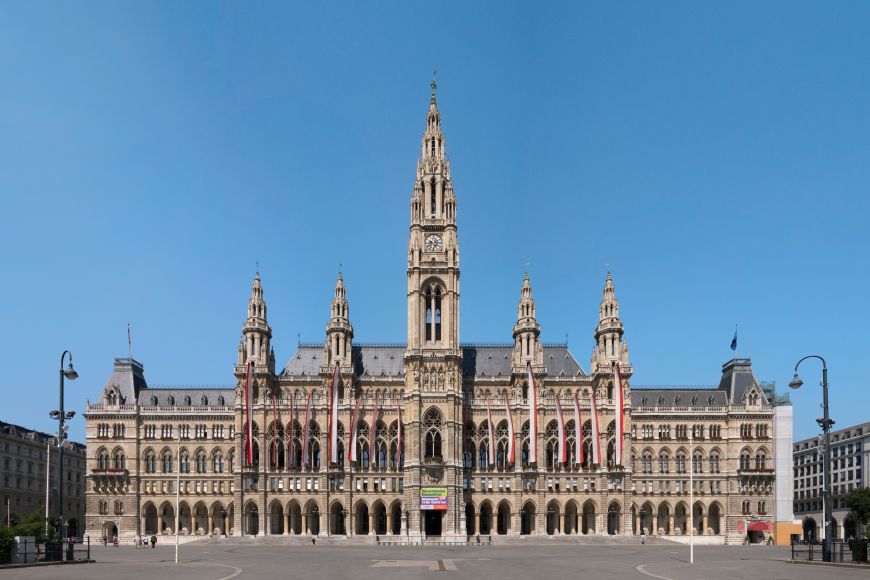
[513, 273, 543, 367]
[241, 268, 274, 371]
[591, 272, 628, 373]
[324, 271, 354, 367]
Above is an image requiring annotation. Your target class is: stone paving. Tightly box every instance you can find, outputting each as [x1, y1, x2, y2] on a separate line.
[2, 541, 868, 580]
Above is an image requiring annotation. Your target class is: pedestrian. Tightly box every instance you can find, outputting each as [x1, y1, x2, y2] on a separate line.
[102, 535, 108, 547]
[112, 535, 118, 548]
[134, 533, 140, 549]
[641, 533, 647, 545]
[311, 537, 316, 546]
[151, 534, 157, 549]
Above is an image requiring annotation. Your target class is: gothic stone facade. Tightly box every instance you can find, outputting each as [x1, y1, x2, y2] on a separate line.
[85, 85, 775, 544]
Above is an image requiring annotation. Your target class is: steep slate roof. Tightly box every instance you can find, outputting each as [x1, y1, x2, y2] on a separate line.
[99, 358, 149, 405]
[281, 344, 584, 378]
[141, 388, 234, 407]
[630, 388, 728, 407]
[718, 358, 766, 404]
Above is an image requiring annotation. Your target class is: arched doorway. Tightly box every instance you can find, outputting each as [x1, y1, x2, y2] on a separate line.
[330, 502, 346, 535]
[564, 501, 578, 535]
[101, 521, 118, 540]
[546, 501, 560, 535]
[845, 515, 857, 540]
[244, 502, 259, 535]
[226, 503, 235, 535]
[607, 502, 621, 535]
[287, 502, 302, 535]
[356, 502, 370, 535]
[631, 504, 638, 535]
[803, 517, 817, 542]
[692, 502, 704, 535]
[193, 502, 208, 535]
[270, 501, 284, 535]
[582, 500, 596, 534]
[308, 504, 320, 536]
[479, 502, 493, 535]
[708, 502, 721, 535]
[465, 503, 475, 536]
[497, 501, 511, 535]
[657, 503, 670, 535]
[830, 517, 839, 540]
[179, 502, 192, 535]
[639, 502, 654, 535]
[372, 502, 387, 535]
[159, 502, 175, 534]
[390, 502, 402, 535]
[211, 502, 227, 535]
[675, 503, 688, 535]
[142, 503, 157, 535]
[520, 502, 535, 535]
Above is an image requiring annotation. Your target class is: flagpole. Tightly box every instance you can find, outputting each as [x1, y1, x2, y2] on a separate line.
[689, 430, 694, 565]
[175, 431, 180, 564]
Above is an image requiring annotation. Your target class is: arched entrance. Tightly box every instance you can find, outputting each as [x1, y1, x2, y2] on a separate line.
[479, 502, 493, 535]
[244, 502, 259, 535]
[101, 521, 118, 540]
[675, 503, 688, 535]
[159, 502, 175, 534]
[423, 510, 442, 537]
[497, 501, 511, 535]
[845, 515, 857, 540]
[270, 501, 284, 535]
[308, 504, 320, 536]
[639, 502, 654, 535]
[287, 501, 302, 535]
[564, 501, 578, 535]
[607, 502, 621, 535]
[179, 502, 192, 535]
[142, 503, 157, 535]
[708, 502, 721, 535]
[330, 502, 346, 535]
[830, 517, 839, 540]
[582, 500, 596, 534]
[211, 502, 227, 535]
[372, 502, 387, 535]
[193, 502, 208, 535]
[390, 502, 402, 535]
[520, 502, 535, 535]
[692, 502, 704, 535]
[657, 503, 670, 535]
[546, 501, 560, 535]
[355, 502, 370, 535]
[803, 517, 817, 542]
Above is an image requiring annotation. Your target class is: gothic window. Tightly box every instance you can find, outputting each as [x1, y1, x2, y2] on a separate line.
[434, 288, 442, 342]
[213, 451, 224, 473]
[545, 420, 560, 471]
[425, 288, 432, 342]
[692, 450, 704, 473]
[641, 450, 653, 474]
[161, 451, 173, 473]
[96, 448, 109, 470]
[607, 382, 614, 400]
[564, 419, 576, 469]
[423, 409, 443, 459]
[709, 450, 721, 473]
[675, 450, 686, 473]
[658, 450, 670, 473]
[195, 450, 207, 473]
[144, 450, 156, 473]
[112, 449, 125, 470]
[755, 449, 767, 470]
[179, 450, 190, 473]
[739, 449, 751, 471]
[465, 441, 476, 470]
[605, 420, 616, 467]
[582, 420, 593, 469]
[227, 450, 235, 473]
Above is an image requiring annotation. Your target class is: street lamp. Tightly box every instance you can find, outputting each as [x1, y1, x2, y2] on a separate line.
[50, 351, 78, 539]
[789, 355, 833, 562]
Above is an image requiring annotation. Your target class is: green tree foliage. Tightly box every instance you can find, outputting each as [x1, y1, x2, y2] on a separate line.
[0, 508, 51, 562]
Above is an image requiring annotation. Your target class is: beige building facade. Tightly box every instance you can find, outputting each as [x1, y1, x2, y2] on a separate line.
[85, 84, 777, 544]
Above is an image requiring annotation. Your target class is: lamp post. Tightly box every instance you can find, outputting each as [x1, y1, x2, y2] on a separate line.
[789, 355, 833, 562]
[50, 351, 77, 539]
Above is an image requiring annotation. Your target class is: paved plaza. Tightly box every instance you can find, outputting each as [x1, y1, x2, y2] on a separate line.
[2, 541, 867, 580]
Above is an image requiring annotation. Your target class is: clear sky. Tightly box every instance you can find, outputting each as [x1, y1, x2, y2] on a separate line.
[1, 2, 867, 444]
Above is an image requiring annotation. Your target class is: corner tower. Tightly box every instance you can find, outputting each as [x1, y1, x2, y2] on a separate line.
[512, 273, 543, 367]
[238, 269, 275, 373]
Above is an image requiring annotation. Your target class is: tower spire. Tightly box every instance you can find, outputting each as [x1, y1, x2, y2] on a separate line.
[513, 273, 542, 368]
[325, 271, 353, 367]
[592, 272, 628, 372]
[239, 269, 273, 370]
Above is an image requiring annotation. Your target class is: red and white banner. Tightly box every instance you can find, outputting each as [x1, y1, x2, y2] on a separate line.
[348, 395, 362, 462]
[271, 392, 278, 466]
[301, 392, 312, 467]
[369, 392, 379, 467]
[486, 398, 495, 466]
[504, 396, 515, 465]
[396, 400, 403, 468]
[590, 389, 601, 465]
[573, 393, 584, 466]
[329, 362, 341, 464]
[288, 391, 295, 467]
[527, 362, 538, 464]
[555, 393, 567, 464]
[244, 362, 254, 465]
[613, 362, 625, 467]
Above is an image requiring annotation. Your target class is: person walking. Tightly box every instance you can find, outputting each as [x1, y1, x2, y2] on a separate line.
[134, 533, 140, 549]
[102, 535, 108, 547]
[641, 532, 647, 545]
[150, 534, 157, 549]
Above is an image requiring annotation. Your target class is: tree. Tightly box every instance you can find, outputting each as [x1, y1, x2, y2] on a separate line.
[845, 487, 870, 538]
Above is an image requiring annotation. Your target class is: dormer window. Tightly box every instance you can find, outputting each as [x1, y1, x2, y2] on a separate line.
[184, 395, 192, 406]
[150, 395, 158, 405]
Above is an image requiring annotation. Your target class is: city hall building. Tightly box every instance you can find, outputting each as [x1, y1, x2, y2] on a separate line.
[85, 84, 782, 544]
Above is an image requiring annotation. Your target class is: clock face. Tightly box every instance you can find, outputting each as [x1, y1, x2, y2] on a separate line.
[425, 234, 443, 252]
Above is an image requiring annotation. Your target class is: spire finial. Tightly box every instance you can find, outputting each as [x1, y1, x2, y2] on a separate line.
[338, 263, 343, 279]
[255, 261, 260, 280]
[430, 70, 437, 105]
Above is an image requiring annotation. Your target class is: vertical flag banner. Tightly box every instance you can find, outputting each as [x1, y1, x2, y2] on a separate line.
[574, 393, 584, 466]
[329, 362, 341, 464]
[396, 399, 403, 468]
[613, 362, 625, 467]
[369, 392, 379, 467]
[244, 362, 254, 466]
[527, 362, 538, 464]
[289, 391, 295, 467]
[555, 393, 567, 464]
[504, 396, 515, 465]
[486, 398, 495, 466]
[590, 389, 601, 465]
[301, 392, 312, 467]
[348, 395, 362, 462]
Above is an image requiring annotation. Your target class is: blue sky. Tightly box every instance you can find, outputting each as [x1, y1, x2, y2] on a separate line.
[1, 2, 867, 443]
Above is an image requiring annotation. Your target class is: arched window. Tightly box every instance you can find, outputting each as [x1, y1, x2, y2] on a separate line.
[709, 451, 720, 473]
[213, 451, 224, 473]
[179, 450, 190, 473]
[520, 420, 530, 467]
[739, 450, 751, 471]
[658, 450, 669, 474]
[195, 450, 207, 473]
[97, 449, 109, 470]
[113, 449, 125, 470]
[425, 288, 433, 342]
[434, 287, 442, 342]
[423, 409, 442, 459]
[144, 450, 156, 473]
[692, 450, 704, 473]
[227, 450, 235, 473]
[675, 451, 686, 474]
[162, 451, 173, 473]
[545, 420, 560, 471]
[755, 450, 767, 470]
[641, 451, 653, 474]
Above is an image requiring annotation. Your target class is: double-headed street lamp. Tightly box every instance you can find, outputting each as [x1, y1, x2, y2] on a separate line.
[789, 355, 834, 562]
[49, 351, 78, 538]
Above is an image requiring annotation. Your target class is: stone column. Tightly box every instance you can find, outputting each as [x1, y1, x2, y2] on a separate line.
[652, 515, 658, 535]
[702, 515, 708, 535]
[469, 512, 477, 535]
[492, 512, 498, 535]
[208, 515, 213, 535]
[225, 513, 231, 534]
[302, 513, 308, 535]
[369, 513, 374, 535]
[559, 514, 564, 535]
[157, 515, 162, 534]
[283, 513, 289, 535]
[386, 512, 392, 536]
[668, 514, 674, 535]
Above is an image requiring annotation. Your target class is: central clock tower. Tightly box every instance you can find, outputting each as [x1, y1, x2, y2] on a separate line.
[404, 79, 464, 539]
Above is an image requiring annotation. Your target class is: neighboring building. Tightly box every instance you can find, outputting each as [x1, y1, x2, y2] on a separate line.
[793, 421, 869, 541]
[0, 420, 86, 536]
[85, 83, 778, 545]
